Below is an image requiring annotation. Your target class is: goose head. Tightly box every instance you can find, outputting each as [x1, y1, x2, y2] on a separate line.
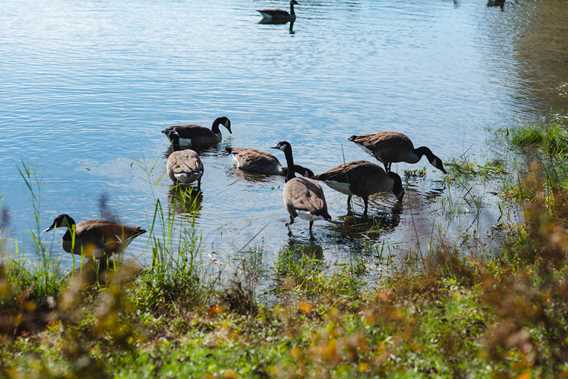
[213, 116, 232, 134]
[388, 172, 405, 202]
[271, 141, 292, 154]
[44, 214, 76, 232]
[431, 156, 447, 174]
[291, 0, 299, 5]
[162, 128, 181, 149]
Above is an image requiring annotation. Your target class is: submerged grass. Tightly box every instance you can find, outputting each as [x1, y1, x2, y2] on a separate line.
[2, 119, 568, 377]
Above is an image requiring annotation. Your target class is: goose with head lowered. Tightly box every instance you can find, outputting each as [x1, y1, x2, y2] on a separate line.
[349, 131, 447, 174]
[225, 146, 313, 177]
[164, 129, 204, 188]
[44, 214, 146, 261]
[314, 160, 404, 217]
[257, 0, 298, 24]
[271, 141, 331, 239]
[162, 116, 231, 147]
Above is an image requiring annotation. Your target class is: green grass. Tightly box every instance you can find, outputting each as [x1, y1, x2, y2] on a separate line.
[510, 120, 568, 158]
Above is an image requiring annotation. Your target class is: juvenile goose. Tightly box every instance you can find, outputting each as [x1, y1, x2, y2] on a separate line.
[271, 141, 331, 239]
[162, 116, 231, 147]
[44, 214, 145, 259]
[257, 0, 298, 24]
[349, 131, 447, 174]
[225, 146, 313, 177]
[165, 129, 204, 188]
[314, 160, 404, 217]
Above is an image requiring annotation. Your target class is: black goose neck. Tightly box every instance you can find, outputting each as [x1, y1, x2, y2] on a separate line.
[290, 2, 295, 15]
[415, 146, 433, 161]
[171, 136, 181, 151]
[211, 118, 223, 134]
[283, 146, 296, 181]
[61, 217, 77, 241]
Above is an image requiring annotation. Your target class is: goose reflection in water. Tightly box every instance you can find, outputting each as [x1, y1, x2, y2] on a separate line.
[333, 206, 401, 240]
[168, 186, 203, 219]
[283, 238, 324, 261]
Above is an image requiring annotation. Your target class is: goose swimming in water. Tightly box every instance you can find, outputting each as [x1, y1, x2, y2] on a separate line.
[164, 129, 204, 188]
[225, 146, 313, 177]
[349, 131, 447, 174]
[257, 0, 298, 24]
[271, 141, 331, 239]
[44, 214, 146, 260]
[314, 160, 404, 216]
[162, 116, 231, 147]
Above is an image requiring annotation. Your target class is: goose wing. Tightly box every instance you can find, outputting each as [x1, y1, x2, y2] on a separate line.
[315, 160, 369, 182]
[284, 178, 330, 218]
[351, 132, 413, 151]
[163, 124, 214, 139]
[257, 9, 290, 17]
[230, 148, 280, 170]
[76, 221, 146, 255]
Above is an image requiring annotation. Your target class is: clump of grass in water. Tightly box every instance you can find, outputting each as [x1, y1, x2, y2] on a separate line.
[446, 158, 507, 182]
[134, 188, 208, 313]
[510, 120, 568, 158]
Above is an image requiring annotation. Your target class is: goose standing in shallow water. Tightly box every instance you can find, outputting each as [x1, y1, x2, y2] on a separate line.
[271, 141, 331, 239]
[164, 129, 204, 188]
[44, 214, 145, 260]
[226, 146, 313, 177]
[162, 116, 231, 147]
[349, 131, 447, 174]
[314, 160, 404, 217]
[257, 0, 298, 24]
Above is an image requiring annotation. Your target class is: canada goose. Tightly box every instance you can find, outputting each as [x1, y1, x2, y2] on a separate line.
[487, 0, 505, 10]
[349, 131, 447, 174]
[314, 160, 404, 217]
[225, 147, 313, 177]
[162, 116, 231, 147]
[44, 214, 145, 259]
[257, 0, 298, 24]
[271, 141, 331, 239]
[165, 129, 204, 188]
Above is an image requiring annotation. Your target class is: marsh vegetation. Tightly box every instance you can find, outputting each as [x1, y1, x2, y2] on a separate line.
[2, 118, 568, 377]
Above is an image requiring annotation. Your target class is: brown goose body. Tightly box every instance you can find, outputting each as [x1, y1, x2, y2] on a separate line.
[44, 214, 145, 259]
[162, 116, 231, 147]
[167, 149, 204, 187]
[227, 147, 284, 175]
[283, 177, 331, 222]
[226, 147, 314, 177]
[314, 160, 404, 216]
[271, 141, 330, 239]
[349, 131, 447, 174]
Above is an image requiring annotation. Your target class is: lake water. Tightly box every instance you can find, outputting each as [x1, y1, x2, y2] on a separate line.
[0, 0, 565, 270]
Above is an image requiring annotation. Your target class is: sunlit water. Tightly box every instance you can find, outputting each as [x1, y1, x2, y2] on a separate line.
[0, 0, 563, 272]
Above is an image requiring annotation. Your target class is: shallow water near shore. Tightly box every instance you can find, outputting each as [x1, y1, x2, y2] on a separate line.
[0, 0, 566, 271]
